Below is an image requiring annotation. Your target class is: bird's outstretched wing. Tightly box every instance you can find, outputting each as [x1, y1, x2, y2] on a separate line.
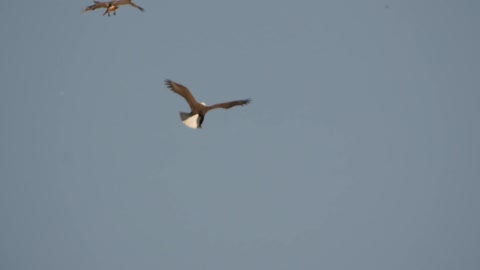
[112, 0, 144, 12]
[165, 80, 199, 110]
[207, 99, 251, 111]
[83, 1, 110, 12]
[129, 1, 144, 12]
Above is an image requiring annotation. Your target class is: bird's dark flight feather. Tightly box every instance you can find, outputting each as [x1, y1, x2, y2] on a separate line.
[164, 79, 199, 110]
[207, 99, 251, 111]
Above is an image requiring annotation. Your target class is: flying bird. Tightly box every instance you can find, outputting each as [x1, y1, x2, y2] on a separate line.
[83, 0, 144, 16]
[165, 79, 251, 129]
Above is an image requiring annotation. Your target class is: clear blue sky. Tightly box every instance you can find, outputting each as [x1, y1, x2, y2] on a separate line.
[1, 1, 479, 269]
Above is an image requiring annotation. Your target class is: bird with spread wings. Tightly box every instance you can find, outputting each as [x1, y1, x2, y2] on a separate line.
[165, 80, 251, 129]
[83, 0, 144, 16]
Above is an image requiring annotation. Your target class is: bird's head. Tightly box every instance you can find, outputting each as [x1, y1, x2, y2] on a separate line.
[200, 102, 206, 106]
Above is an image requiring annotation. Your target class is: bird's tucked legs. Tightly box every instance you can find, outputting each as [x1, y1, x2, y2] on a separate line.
[198, 115, 204, 128]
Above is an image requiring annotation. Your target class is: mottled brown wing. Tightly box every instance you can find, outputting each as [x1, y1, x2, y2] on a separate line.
[165, 80, 199, 110]
[129, 2, 144, 12]
[112, 0, 144, 12]
[83, 1, 110, 12]
[207, 99, 251, 111]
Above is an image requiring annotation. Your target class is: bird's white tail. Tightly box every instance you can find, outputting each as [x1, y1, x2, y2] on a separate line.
[179, 112, 199, 129]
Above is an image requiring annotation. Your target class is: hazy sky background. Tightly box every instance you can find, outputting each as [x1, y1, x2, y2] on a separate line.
[1, 1, 479, 269]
